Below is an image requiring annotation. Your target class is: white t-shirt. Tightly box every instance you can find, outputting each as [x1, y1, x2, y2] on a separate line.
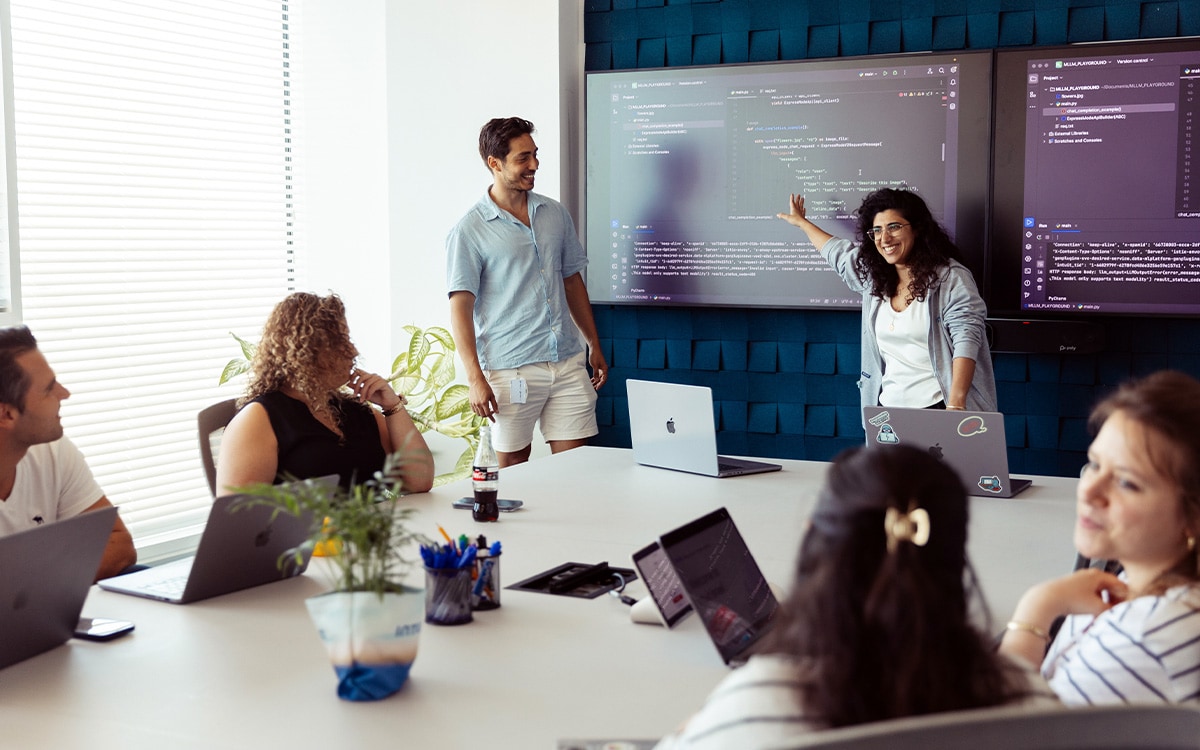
[876, 296, 942, 408]
[0, 437, 104, 535]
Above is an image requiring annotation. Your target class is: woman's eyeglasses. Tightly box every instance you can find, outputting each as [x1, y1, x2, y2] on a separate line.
[867, 222, 911, 240]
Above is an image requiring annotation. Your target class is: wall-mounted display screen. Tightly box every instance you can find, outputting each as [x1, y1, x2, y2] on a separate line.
[990, 38, 1200, 317]
[585, 51, 994, 309]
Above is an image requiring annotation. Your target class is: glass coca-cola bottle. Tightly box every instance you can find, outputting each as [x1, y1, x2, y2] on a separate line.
[472, 423, 499, 522]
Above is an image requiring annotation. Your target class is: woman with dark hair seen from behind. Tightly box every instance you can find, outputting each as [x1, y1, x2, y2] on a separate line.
[655, 444, 1054, 749]
[1001, 370, 1200, 705]
[216, 292, 433, 497]
[778, 188, 995, 413]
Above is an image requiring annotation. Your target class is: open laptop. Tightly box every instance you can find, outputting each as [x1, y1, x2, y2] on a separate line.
[659, 507, 779, 666]
[100, 492, 317, 604]
[630, 541, 693, 628]
[0, 507, 116, 670]
[863, 406, 1033, 498]
[626, 379, 782, 478]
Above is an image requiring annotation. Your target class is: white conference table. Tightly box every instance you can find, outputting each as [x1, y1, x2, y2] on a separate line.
[0, 447, 1079, 749]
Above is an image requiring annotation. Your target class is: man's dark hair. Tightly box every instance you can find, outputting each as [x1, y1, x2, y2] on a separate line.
[0, 325, 38, 412]
[478, 117, 535, 169]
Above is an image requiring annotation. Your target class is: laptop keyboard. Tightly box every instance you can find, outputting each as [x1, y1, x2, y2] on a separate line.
[128, 559, 193, 598]
[140, 573, 189, 598]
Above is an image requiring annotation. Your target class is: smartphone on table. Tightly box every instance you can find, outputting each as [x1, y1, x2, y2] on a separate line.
[74, 617, 135, 641]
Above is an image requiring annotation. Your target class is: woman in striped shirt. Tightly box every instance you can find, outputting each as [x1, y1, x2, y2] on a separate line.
[1001, 370, 1200, 705]
[655, 444, 1053, 749]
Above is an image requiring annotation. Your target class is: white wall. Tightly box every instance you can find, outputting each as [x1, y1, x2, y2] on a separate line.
[295, 1, 392, 372]
[384, 1, 571, 350]
[300, 0, 579, 465]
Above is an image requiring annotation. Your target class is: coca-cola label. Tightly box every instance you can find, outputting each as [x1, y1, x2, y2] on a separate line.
[472, 467, 498, 482]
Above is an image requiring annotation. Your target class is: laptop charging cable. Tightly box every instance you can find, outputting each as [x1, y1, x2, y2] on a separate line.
[607, 572, 638, 606]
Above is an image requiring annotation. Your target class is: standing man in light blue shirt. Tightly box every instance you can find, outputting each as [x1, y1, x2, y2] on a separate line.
[447, 117, 608, 467]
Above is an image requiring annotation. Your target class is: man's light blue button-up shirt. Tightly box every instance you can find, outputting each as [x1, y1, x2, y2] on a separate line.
[446, 190, 588, 372]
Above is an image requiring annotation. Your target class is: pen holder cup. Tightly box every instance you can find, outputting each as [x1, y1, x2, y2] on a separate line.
[424, 566, 474, 626]
[471, 552, 501, 611]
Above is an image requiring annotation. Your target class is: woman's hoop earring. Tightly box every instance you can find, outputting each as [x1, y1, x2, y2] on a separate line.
[1188, 536, 1196, 553]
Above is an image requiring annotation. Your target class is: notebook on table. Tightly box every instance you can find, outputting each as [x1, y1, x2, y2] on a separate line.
[626, 379, 782, 478]
[658, 507, 779, 666]
[0, 507, 116, 670]
[862, 406, 1033, 498]
[100, 486, 322, 604]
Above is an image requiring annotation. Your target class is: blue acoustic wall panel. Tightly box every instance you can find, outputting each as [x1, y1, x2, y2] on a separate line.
[584, 1, 1200, 473]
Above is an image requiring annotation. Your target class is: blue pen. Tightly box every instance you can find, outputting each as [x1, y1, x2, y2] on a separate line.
[473, 558, 494, 596]
[489, 540, 502, 556]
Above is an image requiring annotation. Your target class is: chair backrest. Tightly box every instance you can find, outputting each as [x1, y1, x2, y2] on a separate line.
[197, 399, 238, 496]
[782, 704, 1200, 750]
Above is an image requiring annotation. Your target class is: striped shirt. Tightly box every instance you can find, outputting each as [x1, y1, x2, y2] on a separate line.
[653, 654, 1057, 749]
[1043, 584, 1200, 705]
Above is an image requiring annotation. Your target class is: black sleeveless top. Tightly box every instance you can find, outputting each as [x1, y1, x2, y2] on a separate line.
[251, 391, 386, 490]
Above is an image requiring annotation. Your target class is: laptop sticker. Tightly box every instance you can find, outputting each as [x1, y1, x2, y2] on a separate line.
[957, 415, 988, 437]
[868, 410, 900, 444]
[979, 476, 1004, 493]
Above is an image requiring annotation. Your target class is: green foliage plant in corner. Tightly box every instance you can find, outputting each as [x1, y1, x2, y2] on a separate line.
[220, 325, 483, 487]
[387, 325, 484, 486]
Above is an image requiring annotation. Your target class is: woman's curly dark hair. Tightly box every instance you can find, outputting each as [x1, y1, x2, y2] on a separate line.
[852, 188, 965, 302]
[240, 293, 358, 416]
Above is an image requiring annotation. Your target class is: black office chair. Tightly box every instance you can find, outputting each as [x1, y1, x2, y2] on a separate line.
[197, 399, 238, 496]
[780, 703, 1200, 750]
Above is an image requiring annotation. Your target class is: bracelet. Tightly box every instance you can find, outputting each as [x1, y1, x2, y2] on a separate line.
[381, 394, 408, 417]
[1005, 620, 1049, 641]
[946, 404, 965, 411]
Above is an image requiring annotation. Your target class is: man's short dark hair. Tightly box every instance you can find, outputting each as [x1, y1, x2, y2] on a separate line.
[479, 117, 535, 169]
[0, 325, 38, 412]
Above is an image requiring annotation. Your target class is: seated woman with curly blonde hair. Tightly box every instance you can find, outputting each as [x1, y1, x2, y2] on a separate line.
[216, 292, 433, 496]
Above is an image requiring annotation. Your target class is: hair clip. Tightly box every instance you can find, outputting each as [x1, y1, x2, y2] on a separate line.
[884, 504, 931, 553]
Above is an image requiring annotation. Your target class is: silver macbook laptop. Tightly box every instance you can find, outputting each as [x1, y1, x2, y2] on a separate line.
[100, 492, 317, 604]
[626, 379, 782, 478]
[862, 406, 1033, 498]
[659, 507, 779, 666]
[0, 507, 116, 669]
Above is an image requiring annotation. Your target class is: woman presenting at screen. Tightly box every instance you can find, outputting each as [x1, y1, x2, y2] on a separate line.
[778, 188, 996, 412]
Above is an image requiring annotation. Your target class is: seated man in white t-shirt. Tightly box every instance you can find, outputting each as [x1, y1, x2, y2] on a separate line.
[0, 325, 136, 581]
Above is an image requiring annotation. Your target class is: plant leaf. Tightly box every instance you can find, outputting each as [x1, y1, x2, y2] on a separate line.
[435, 383, 471, 420]
[219, 358, 251, 385]
[232, 332, 257, 360]
[425, 326, 455, 351]
[407, 329, 431, 371]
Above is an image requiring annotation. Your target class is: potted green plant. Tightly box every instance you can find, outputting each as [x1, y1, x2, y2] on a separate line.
[233, 441, 431, 701]
[221, 325, 484, 485]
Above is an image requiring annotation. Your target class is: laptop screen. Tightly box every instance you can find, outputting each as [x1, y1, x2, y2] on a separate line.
[659, 507, 778, 664]
[631, 541, 692, 628]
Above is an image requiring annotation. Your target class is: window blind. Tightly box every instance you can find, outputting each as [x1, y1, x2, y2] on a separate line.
[9, 0, 301, 560]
